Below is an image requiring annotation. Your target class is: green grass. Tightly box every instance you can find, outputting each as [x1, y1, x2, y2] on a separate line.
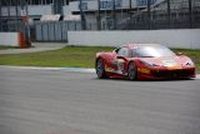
[0, 45, 18, 50]
[0, 46, 199, 72]
[0, 46, 113, 68]
[173, 48, 200, 73]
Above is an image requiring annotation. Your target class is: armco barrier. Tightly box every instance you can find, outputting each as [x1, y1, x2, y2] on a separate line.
[68, 29, 200, 49]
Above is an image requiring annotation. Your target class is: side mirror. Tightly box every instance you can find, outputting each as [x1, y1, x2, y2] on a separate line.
[116, 55, 128, 61]
[113, 48, 120, 53]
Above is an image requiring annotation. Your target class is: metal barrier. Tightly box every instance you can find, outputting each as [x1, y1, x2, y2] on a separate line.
[35, 21, 81, 42]
[86, 0, 200, 30]
[120, 0, 200, 30]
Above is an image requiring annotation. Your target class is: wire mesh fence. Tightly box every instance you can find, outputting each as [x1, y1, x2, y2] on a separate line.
[83, 0, 200, 30]
[35, 21, 81, 41]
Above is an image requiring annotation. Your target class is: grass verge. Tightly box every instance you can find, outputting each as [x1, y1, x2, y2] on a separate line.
[0, 45, 19, 50]
[0, 46, 199, 72]
[172, 48, 200, 73]
[0, 46, 113, 68]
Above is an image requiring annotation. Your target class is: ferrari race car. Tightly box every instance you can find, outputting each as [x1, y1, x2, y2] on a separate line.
[95, 44, 196, 80]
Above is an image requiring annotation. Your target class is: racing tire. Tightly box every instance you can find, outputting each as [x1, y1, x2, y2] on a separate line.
[96, 58, 107, 79]
[128, 62, 137, 80]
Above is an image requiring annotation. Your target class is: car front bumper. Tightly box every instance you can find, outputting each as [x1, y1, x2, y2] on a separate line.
[137, 67, 196, 80]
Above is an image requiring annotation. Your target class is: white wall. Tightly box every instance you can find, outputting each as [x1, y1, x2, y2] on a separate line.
[68, 29, 200, 49]
[0, 32, 19, 47]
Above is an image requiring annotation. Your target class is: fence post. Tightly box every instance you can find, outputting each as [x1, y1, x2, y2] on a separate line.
[97, 0, 101, 30]
[61, 22, 64, 41]
[167, 0, 171, 28]
[74, 21, 77, 31]
[188, 0, 193, 28]
[53, 22, 56, 41]
[15, 0, 20, 31]
[129, 0, 132, 26]
[79, 0, 86, 30]
[147, 0, 151, 29]
[7, 0, 11, 31]
[47, 22, 50, 41]
[41, 24, 44, 41]
[0, 0, 2, 31]
[112, 0, 117, 29]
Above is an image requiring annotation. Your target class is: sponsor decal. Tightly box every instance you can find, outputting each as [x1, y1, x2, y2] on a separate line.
[105, 64, 114, 72]
[105, 59, 126, 75]
[138, 68, 151, 74]
[117, 59, 125, 72]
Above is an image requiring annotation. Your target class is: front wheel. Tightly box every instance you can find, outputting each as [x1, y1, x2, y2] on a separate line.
[127, 62, 137, 80]
[96, 59, 107, 79]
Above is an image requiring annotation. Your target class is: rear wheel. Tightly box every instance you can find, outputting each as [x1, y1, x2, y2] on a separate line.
[128, 62, 137, 80]
[96, 59, 107, 79]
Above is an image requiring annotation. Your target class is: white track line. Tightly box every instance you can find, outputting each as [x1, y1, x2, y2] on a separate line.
[0, 65, 199, 79]
[196, 74, 200, 80]
[0, 65, 95, 73]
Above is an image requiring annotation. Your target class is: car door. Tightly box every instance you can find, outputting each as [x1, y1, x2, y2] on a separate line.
[112, 47, 130, 75]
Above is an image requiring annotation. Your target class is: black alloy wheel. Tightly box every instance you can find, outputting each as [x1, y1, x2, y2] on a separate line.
[96, 59, 107, 79]
[128, 62, 137, 80]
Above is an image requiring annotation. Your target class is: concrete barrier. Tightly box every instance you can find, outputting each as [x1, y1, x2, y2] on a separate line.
[0, 32, 29, 48]
[68, 29, 200, 49]
[0, 32, 19, 47]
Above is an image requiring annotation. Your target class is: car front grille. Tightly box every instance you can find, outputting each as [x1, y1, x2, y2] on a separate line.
[152, 69, 195, 78]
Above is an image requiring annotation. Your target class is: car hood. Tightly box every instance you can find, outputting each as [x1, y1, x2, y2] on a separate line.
[139, 56, 193, 69]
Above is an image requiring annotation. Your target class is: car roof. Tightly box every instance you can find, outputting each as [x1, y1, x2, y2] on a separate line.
[123, 43, 163, 49]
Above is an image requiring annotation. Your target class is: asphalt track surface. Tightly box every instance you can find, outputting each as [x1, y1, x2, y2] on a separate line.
[0, 67, 200, 134]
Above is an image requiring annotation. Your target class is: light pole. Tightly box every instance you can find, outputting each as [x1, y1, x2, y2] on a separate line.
[188, 0, 193, 28]
[15, 0, 19, 31]
[129, 0, 132, 26]
[80, 0, 86, 30]
[147, 0, 151, 29]
[0, 0, 2, 31]
[112, 0, 116, 29]
[167, 0, 171, 27]
[97, 0, 101, 30]
[20, 0, 31, 47]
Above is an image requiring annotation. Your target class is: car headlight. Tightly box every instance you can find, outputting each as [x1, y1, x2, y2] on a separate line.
[185, 60, 194, 66]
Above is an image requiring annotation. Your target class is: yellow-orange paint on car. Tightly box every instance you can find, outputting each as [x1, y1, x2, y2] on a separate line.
[138, 68, 151, 74]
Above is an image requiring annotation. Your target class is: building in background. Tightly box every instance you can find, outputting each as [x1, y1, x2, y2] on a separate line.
[0, 0, 200, 31]
[68, 0, 200, 30]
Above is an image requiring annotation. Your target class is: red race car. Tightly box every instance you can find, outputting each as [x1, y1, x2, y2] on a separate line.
[95, 44, 196, 80]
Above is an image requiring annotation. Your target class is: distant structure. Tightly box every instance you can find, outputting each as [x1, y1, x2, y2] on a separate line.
[0, 0, 200, 31]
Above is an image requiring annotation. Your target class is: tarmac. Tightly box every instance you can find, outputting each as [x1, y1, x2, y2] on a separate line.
[0, 67, 200, 134]
[0, 42, 66, 55]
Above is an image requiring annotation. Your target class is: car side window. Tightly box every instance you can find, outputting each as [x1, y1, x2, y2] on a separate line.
[131, 49, 138, 57]
[117, 48, 129, 57]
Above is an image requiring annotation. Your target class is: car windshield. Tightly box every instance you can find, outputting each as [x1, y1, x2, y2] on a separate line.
[132, 46, 175, 57]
